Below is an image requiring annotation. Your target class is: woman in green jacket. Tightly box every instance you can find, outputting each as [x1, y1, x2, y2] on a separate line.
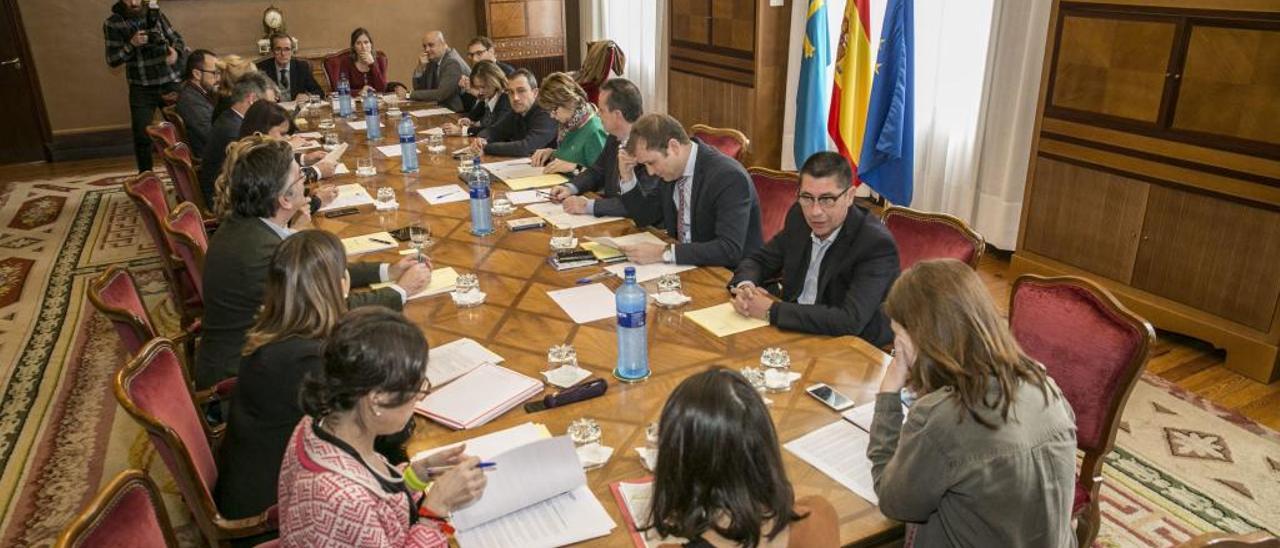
[530, 72, 607, 174]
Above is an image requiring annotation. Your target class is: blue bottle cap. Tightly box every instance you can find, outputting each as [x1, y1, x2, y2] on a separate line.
[624, 266, 636, 276]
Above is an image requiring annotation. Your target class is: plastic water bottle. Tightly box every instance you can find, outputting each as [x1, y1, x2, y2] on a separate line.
[468, 158, 493, 235]
[615, 267, 649, 381]
[337, 73, 352, 118]
[364, 89, 381, 141]
[398, 115, 418, 173]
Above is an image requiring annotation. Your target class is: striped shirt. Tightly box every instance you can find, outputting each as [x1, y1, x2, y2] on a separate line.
[103, 6, 185, 87]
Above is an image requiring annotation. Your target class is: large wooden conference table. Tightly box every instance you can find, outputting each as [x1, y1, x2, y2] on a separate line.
[307, 102, 902, 547]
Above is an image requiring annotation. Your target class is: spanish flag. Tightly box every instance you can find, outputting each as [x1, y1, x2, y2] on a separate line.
[827, 0, 874, 175]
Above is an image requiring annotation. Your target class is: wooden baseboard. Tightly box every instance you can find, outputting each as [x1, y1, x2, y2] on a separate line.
[47, 127, 134, 162]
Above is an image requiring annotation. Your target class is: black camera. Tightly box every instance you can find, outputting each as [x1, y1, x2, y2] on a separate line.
[143, 7, 168, 47]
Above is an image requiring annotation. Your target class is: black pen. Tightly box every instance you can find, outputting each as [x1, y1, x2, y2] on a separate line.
[370, 238, 395, 245]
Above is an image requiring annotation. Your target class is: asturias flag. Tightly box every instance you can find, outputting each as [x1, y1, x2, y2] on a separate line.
[828, 0, 874, 173]
[858, 0, 914, 206]
[794, 0, 831, 164]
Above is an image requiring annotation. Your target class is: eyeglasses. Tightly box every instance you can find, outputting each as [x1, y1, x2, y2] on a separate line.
[272, 46, 293, 53]
[796, 187, 851, 209]
[468, 48, 490, 58]
[197, 67, 219, 75]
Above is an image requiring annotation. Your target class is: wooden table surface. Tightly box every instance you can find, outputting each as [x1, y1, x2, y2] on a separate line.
[307, 102, 902, 547]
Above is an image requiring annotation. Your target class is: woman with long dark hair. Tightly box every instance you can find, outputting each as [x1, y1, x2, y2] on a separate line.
[648, 368, 838, 547]
[331, 27, 388, 92]
[870, 259, 1077, 547]
[278, 308, 486, 547]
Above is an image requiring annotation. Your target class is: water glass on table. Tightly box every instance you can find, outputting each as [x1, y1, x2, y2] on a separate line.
[322, 131, 339, 152]
[356, 156, 376, 177]
[407, 221, 431, 258]
[490, 190, 514, 216]
[457, 150, 475, 175]
[426, 133, 445, 154]
[375, 183, 396, 210]
[761, 347, 794, 393]
[550, 227, 576, 252]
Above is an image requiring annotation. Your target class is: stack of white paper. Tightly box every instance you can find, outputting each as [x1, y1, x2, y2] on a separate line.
[604, 262, 696, 283]
[375, 143, 406, 157]
[415, 363, 543, 429]
[547, 284, 616, 324]
[784, 420, 880, 504]
[505, 189, 549, 205]
[317, 183, 373, 211]
[410, 107, 454, 118]
[525, 202, 623, 229]
[340, 232, 398, 256]
[482, 158, 545, 181]
[411, 422, 550, 463]
[427, 337, 504, 388]
[416, 185, 469, 205]
[451, 437, 616, 548]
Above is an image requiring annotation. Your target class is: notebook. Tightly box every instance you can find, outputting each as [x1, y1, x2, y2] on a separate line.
[610, 478, 686, 548]
[525, 201, 623, 229]
[784, 420, 879, 504]
[415, 363, 543, 429]
[316, 182, 372, 212]
[684, 302, 769, 337]
[481, 157, 545, 180]
[340, 232, 398, 256]
[450, 436, 616, 547]
[369, 267, 458, 300]
[425, 337, 504, 388]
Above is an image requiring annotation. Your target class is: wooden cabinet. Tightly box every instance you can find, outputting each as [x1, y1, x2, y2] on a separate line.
[476, 0, 567, 77]
[1013, 0, 1280, 382]
[666, 0, 791, 168]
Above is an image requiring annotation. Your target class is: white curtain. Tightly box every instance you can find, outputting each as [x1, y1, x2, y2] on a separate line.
[912, 0, 1051, 250]
[578, 0, 669, 114]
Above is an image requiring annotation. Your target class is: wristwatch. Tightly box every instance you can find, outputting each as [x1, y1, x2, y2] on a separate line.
[661, 244, 675, 263]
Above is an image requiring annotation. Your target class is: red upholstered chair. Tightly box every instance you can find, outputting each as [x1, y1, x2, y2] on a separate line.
[162, 202, 209, 303]
[54, 469, 179, 548]
[88, 265, 200, 363]
[160, 105, 190, 150]
[882, 205, 986, 271]
[322, 49, 389, 91]
[161, 142, 217, 221]
[114, 338, 274, 545]
[1008, 274, 1156, 548]
[1179, 532, 1280, 548]
[691, 124, 750, 163]
[123, 173, 203, 328]
[746, 167, 800, 242]
[145, 122, 179, 159]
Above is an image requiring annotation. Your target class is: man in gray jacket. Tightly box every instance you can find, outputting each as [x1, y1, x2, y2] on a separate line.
[175, 49, 219, 160]
[410, 30, 470, 112]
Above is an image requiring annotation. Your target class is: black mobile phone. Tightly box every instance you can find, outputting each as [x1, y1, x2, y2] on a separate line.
[806, 383, 855, 412]
[388, 226, 412, 242]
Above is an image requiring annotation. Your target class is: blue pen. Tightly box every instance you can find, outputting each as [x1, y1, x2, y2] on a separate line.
[424, 461, 497, 477]
[576, 271, 611, 285]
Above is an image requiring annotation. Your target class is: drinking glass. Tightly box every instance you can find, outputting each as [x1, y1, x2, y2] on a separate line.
[567, 417, 602, 446]
[549, 227, 575, 252]
[356, 156, 375, 177]
[455, 272, 479, 294]
[322, 131, 339, 152]
[547, 344, 579, 372]
[375, 184, 397, 210]
[407, 220, 431, 258]
[490, 190, 514, 216]
[317, 116, 336, 131]
[457, 150, 475, 174]
[426, 133, 445, 154]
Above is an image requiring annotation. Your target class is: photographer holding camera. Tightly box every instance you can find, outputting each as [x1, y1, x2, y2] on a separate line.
[104, 0, 187, 172]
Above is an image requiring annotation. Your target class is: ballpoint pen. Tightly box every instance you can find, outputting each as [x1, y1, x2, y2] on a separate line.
[423, 461, 498, 477]
[370, 238, 395, 245]
[576, 271, 612, 285]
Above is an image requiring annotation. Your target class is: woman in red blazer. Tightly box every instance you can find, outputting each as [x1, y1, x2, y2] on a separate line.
[329, 27, 388, 92]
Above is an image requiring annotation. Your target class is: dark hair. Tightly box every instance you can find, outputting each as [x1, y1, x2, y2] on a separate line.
[799, 151, 854, 190]
[300, 308, 429, 418]
[349, 27, 373, 56]
[600, 78, 643, 122]
[627, 113, 689, 154]
[226, 136, 294, 218]
[243, 230, 348, 356]
[468, 35, 494, 50]
[508, 68, 538, 90]
[268, 32, 294, 50]
[184, 49, 215, 81]
[648, 367, 805, 546]
[238, 100, 292, 138]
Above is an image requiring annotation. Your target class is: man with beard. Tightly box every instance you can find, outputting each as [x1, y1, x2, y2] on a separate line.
[175, 49, 218, 159]
[104, 0, 186, 172]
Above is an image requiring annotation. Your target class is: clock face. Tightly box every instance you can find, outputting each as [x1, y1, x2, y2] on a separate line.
[264, 9, 282, 29]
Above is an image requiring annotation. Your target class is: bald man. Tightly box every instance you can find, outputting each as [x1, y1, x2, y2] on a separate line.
[410, 30, 470, 112]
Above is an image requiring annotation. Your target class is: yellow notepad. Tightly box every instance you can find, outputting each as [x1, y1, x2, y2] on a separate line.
[581, 242, 625, 262]
[370, 267, 458, 300]
[684, 302, 769, 337]
[503, 173, 568, 190]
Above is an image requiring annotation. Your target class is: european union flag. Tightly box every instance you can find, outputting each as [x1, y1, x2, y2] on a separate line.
[794, 0, 831, 165]
[858, 0, 914, 206]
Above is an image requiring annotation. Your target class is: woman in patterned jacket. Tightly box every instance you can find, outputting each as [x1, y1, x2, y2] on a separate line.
[277, 308, 488, 547]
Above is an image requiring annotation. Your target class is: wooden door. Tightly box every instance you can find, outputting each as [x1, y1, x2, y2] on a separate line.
[1172, 22, 1280, 149]
[0, 0, 50, 164]
[1132, 185, 1280, 332]
[1021, 156, 1150, 284]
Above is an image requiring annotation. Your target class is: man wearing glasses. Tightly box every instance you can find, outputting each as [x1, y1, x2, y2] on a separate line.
[728, 151, 900, 345]
[458, 36, 516, 112]
[256, 32, 323, 102]
[176, 49, 219, 160]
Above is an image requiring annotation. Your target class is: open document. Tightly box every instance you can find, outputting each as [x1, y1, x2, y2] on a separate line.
[317, 183, 373, 212]
[414, 363, 542, 429]
[784, 420, 879, 504]
[610, 478, 685, 548]
[450, 436, 616, 548]
[425, 337, 504, 388]
[525, 201, 623, 229]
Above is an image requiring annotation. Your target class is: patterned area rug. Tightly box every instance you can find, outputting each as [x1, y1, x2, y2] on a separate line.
[0, 172, 1275, 546]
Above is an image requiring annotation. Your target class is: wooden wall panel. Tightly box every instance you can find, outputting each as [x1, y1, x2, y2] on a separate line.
[1174, 25, 1280, 145]
[1050, 14, 1176, 122]
[1132, 185, 1280, 331]
[1022, 156, 1150, 283]
[478, 0, 566, 75]
[669, 71, 755, 140]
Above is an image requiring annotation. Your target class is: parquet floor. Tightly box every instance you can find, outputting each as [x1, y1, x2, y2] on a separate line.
[3, 156, 1277, 431]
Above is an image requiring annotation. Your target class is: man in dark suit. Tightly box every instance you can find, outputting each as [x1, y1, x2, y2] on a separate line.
[410, 30, 470, 112]
[470, 69, 557, 157]
[729, 151, 900, 345]
[458, 35, 515, 112]
[197, 137, 431, 388]
[618, 113, 763, 268]
[547, 78, 658, 218]
[256, 33, 323, 101]
[198, 72, 275, 208]
[175, 49, 218, 160]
